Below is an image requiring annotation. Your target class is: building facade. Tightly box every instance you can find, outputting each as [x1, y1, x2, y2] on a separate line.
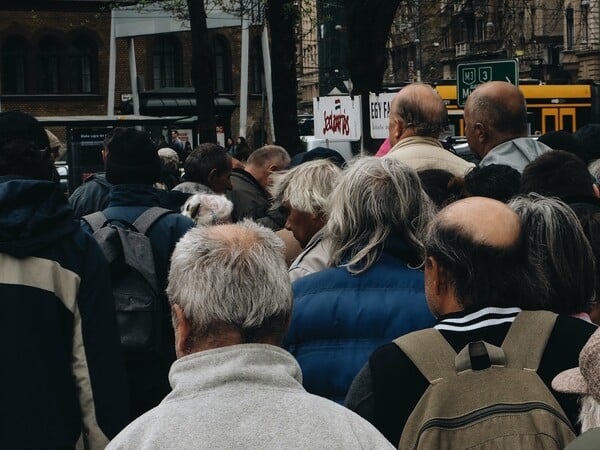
[0, 0, 269, 148]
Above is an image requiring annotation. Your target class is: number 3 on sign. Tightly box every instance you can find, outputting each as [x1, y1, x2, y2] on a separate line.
[478, 67, 491, 83]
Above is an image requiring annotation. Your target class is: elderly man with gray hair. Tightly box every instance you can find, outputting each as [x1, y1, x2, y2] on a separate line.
[270, 159, 341, 282]
[107, 221, 394, 449]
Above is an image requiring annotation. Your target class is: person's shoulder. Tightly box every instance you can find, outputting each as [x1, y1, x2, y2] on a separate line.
[552, 314, 597, 342]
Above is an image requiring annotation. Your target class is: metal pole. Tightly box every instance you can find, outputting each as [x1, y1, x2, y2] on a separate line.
[128, 38, 140, 115]
[239, 6, 250, 138]
[261, 23, 275, 142]
[107, 9, 116, 115]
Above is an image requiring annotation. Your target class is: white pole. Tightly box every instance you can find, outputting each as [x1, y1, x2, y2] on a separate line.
[128, 38, 140, 115]
[239, 14, 250, 138]
[261, 24, 275, 142]
[107, 9, 116, 115]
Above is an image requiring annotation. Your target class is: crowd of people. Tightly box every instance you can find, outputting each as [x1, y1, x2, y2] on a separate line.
[2, 80, 600, 449]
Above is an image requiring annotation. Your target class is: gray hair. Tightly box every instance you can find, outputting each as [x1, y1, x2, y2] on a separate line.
[326, 156, 433, 274]
[247, 144, 290, 168]
[166, 220, 293, 343]
[269, 159, 341, 215]
[181, 193, 233, 225]
[394, 83, 448, 137]
[579, 395, 600, 433]
[158, 147, 179, 172]
[588, 159, 600, 182]
[509, 194, 596, 314]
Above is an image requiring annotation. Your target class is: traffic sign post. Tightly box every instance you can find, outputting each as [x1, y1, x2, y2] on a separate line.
[457, 59, 519, 107]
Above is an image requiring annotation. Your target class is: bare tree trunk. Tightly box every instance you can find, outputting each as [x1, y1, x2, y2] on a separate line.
[187, 0, 217, 143]
[346, 0, 400, 153]
[266, 0, 302, 156]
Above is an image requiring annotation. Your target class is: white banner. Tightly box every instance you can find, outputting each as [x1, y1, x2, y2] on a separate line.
[313, 96, 362, 141]
[368, 92, 395, 139]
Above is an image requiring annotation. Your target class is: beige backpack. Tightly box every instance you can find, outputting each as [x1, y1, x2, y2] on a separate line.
[396, 310, 576, 450]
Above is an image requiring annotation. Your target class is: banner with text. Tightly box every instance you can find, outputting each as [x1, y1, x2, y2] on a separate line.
[368, 92, 395, 139]
[313, 96, 362, 141]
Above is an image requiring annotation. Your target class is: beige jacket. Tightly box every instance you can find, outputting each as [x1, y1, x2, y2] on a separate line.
[386, 136, 474, 177]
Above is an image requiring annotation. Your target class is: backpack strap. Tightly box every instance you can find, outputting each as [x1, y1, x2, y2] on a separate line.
[394, 329, 458, 383]
[501, 310, 558, 370]
[132, 207, 173, 235]
[82, 211, 108, 233]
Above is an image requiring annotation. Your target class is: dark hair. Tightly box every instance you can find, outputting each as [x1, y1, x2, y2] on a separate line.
[462, 164, 521, 202]
[418, 169, 456, 208]
[574, 124, 600, 163]
[184, 143, 230, 185]
[520, 150, 594, 200]
[0, 139, 54, 180]
[425, 221, 532, 311]
[537, 130, 585, 160]
[105, 127, 161, 185]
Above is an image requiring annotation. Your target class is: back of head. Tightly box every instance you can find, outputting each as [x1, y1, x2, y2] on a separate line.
[105, 127, 160, 185]
[0, 110, 54, 180]
[574, 124, 600, 163]
[417, 169, 456, 208]
[184, 143, 229, 185]
[246, 144, 290, 170]
[462, 164, 521, 202]
[327, 156, 433, 274]
[425, 197, 529, 311]
[166, 221, 293, 346]
[158, 147, 180, 173]
[520, 150, 595, 200]
[289, 147, 345, 168]
[509, 194, 595, 315]
[394, 83, 448, 138]
[538, 130, 585, 160]
[270, 159, 341, 215]
[467, 82, 527, 137]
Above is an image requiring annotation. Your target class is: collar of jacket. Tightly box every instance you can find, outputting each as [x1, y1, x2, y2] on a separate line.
[232, 168, 269, 197]
[107, 184, 161, 207]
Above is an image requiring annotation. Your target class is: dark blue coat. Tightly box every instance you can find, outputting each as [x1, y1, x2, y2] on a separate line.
[0, 175, 129, 448]
[284, 241, 435, 403]
[81, 184, 194, 418]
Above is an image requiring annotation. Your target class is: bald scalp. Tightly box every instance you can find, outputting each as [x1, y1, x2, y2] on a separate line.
[466, 81, 527, 137]
[393, 83, 448, 137]
[436, 196, 521, 249]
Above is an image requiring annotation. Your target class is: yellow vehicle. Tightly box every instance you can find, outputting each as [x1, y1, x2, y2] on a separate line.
[434, 81, 600, 136]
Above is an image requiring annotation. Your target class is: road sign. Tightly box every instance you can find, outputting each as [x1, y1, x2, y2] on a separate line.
[457, 59, 519, 107]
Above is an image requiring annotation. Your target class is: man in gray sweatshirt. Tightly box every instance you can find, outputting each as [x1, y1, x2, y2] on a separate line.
[107, 220, 393, 449]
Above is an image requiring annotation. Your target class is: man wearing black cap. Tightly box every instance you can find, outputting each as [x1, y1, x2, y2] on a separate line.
[81, 127, 194, 419]
[0, 110, 129, 449]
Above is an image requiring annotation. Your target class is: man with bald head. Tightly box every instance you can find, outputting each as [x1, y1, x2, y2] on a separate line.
[346, 197, 596, 447]
[385, 82, 474, 176]
[464, 81, 551, 172]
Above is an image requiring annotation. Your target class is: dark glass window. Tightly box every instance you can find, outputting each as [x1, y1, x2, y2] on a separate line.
[69, 39, 95, 93]
[38, 39, 60, 93]
[250, 38, 264, 93]
[2, 37, 27, 94]
[213, 36, 231, 93]
[152, 36, 181, 88]
[566, 8, 574, 49]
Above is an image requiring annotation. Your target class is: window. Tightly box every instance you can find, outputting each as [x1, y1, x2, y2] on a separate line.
[566, 7, 574, 49]
[249, 38, 264, 93]
[213, 36, 231, 93]
[152, 36, 181, 88]
[2, 36, 27, 94]
[69, 39, 95, 93]
[38, 39, 60, 93]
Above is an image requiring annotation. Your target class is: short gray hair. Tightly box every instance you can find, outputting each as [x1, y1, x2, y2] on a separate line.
[327, 156, 433, 274]
[166, 221, 293, 343]
[181, 193, 233, 225]
[588, 159, 600, 182]
[246, 144, 290, 168]
[269, 159, 341, 215]
[579, 395, 600, 433]
[509, 194, 596, 314]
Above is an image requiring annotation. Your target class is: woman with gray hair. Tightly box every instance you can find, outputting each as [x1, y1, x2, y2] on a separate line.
[509, 194, 596, 319]
[284, 156, 436, 403]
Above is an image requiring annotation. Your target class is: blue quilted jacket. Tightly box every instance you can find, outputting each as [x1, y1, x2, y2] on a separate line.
[284, 239, 435, 403]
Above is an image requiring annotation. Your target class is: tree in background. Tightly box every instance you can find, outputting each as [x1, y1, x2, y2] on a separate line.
[346, 0, 400, 153]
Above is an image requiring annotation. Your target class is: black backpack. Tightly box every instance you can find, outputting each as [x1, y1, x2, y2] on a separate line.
[83, 207, 172, 358]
